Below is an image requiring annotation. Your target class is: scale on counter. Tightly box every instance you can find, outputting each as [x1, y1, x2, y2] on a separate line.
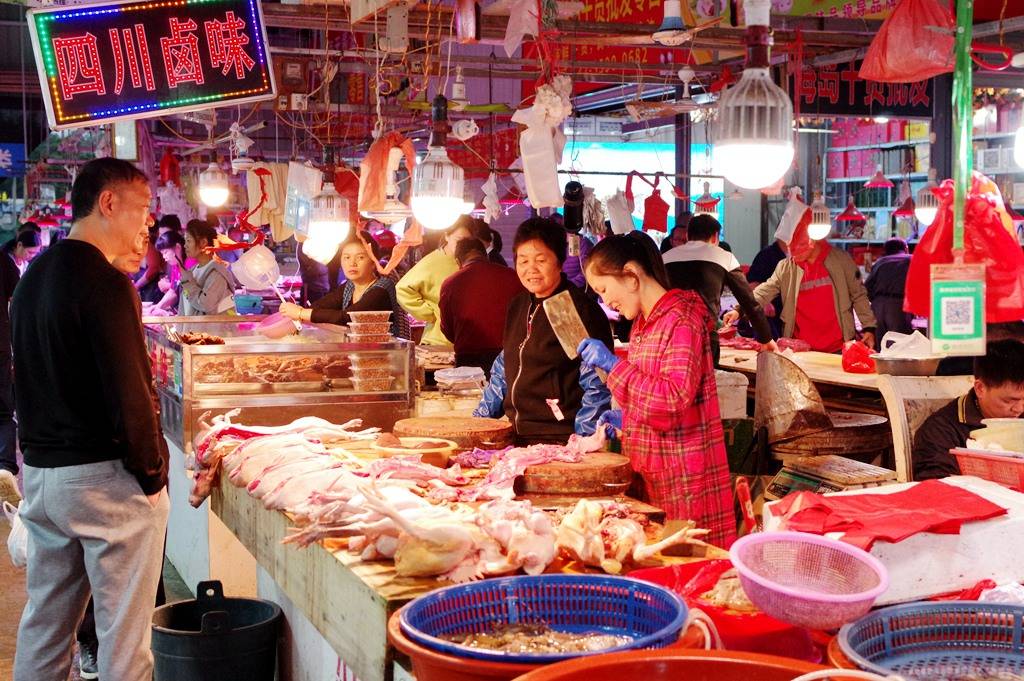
[764, 455, 898, 501]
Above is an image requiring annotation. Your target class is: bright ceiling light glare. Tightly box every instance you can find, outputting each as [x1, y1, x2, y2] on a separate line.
[713, 0, 794, 190]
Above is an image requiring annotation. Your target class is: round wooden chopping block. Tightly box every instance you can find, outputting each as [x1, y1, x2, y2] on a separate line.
[520, 452, 633, 495]
[393, 416, 514, 450]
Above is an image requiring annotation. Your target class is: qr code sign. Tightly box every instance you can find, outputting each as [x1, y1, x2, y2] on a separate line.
[941, 296, 975, 335]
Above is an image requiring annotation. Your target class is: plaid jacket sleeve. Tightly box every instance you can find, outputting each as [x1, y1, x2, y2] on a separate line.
[607, 320, 704, 431]
[473, 351, 506, 418]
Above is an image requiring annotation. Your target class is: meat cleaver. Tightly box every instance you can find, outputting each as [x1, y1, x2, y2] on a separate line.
[543, 291, 608, 381]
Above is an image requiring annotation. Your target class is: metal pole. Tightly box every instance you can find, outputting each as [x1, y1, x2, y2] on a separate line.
[951, 0, 973, 256]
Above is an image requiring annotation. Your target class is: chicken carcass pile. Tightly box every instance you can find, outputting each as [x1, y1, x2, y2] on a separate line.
[197, 415, 708, 582]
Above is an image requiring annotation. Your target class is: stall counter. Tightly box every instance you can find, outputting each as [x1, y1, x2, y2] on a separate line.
[717, 347, 879, 392]
[207, 469, 722, 681]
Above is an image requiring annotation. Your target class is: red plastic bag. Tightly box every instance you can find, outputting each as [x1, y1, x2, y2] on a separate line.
[904, 171, 1024, 323]
[841, 340, 876, 374]
[859, 0, 954, 83]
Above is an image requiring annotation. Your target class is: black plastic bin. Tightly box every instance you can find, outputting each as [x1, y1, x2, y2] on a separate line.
[152, 580, 282, 681]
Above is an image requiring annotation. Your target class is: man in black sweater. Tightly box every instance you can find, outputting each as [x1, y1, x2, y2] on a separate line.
[12, 158, 169, 681]
[664, 214, 776, 361]
[914, 339, 1024, 480]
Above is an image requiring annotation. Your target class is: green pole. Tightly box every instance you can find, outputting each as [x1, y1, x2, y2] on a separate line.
[951, 0, 974, 256]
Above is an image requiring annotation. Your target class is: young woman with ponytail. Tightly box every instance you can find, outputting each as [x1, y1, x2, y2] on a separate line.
[577, 231, 736, 548]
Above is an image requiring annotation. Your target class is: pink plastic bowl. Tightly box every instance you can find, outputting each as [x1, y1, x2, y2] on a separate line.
[256, 312, 297, 339]
[729, 531, 888, 631]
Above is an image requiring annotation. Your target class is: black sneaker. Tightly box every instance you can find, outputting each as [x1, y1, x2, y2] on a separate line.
[78, 643, 98, 680]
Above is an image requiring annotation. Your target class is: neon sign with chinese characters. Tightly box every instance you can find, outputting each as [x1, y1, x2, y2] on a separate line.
[29, 0, 275, 130]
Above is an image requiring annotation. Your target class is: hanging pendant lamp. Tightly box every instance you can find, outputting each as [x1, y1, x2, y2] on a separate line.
[807, 193, 832, 240]
[915, 170, 940, 226]
[412, 95, 467, 231]
[712, 0, 794, 189]
[835, 198, 865, 222]
[864, 166, 894, 189]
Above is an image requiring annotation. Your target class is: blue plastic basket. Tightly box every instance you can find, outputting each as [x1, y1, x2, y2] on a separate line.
[398, 574, 687, 664]
[839, 601, 1024, 678]
[234, 294, 263, 315]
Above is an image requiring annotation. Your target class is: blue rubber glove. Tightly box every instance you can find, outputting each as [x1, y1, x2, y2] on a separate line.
[597, 409, 623, 440]
[578, 338, 620, 374]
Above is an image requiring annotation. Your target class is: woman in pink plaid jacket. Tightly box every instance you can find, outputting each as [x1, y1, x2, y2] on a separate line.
[578, 232, 737, 548]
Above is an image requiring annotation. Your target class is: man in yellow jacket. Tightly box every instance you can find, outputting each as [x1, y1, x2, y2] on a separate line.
[396, 219, 474, 346]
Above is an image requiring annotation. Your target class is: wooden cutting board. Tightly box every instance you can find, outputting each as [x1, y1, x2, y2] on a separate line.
[518, 452, 633, 495]
[393, 416, 514, 450]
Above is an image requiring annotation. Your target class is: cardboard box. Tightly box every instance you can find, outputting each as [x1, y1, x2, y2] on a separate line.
[1000, 104, 1023, 135]
[827, 151, 847, 178]
[888, 120, 905, 142]
[906, 121, 930, 141]
[914, 143, 931, 173]
[856, 149, 879, 177]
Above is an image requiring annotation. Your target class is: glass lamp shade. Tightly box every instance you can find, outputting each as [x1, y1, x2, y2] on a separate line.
[301, 235, 342, 265]
[915, 181, 940, 226]
[713, 67, 794, 190]
[303, 182, 350, 265]
[412, 146, 466, 230]
[808, 193, 832, 240]
[198, 162, 229, 207]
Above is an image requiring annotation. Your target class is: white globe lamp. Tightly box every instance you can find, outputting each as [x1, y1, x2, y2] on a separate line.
[198, 162, 230, 207]
[412, 95, 466, 231]
[713, 0, 794, 190]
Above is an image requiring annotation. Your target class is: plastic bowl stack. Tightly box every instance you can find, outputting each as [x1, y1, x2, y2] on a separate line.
[347, 310, 394, 344]
[348, 351, 395, 392]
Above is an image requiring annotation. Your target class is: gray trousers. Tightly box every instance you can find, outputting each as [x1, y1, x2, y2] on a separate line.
[14, 460, 169, 681]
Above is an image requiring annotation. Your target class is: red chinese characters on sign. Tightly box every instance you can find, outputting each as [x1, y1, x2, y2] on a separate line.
[204, 11, 254, 79]
[448, 127, 520, 180]
[109, 25, 155, 94]
[160, 17, 204, 88]
[53, 32, 105, 99]
[794, 61, 932, 117]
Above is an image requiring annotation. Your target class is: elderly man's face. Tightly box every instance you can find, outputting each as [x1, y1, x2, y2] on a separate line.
[107, 180, 154, 262]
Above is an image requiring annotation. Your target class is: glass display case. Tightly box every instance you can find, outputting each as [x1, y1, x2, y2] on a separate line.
[144, 316, 415, 450]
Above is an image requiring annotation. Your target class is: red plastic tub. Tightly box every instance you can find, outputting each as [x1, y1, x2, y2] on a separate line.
[629, 560, 822, 662]
[388, 607, 704, 681]
[512, 649, 827, 681]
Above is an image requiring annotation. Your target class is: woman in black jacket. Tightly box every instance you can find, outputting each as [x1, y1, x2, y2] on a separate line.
[474, 218, 613, 444]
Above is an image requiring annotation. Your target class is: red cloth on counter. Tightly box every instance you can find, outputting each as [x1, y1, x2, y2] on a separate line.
[773, 480, 1008, 550]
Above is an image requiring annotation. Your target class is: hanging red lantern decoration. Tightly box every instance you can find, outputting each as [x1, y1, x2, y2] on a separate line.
[159, 149, 181, 187]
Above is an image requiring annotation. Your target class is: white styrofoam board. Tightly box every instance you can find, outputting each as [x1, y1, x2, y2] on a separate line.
[764, 476, 1024, 605]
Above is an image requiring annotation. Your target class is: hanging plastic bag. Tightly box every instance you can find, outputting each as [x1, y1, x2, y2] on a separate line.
[859, 0, 954, 83]
[904, 171, 1024, 323]
[642, 174, 669, 233]
[357, 132, 416, 215]
[511, 76, 573, 210]
[4, 501, 26, 568]
[606, 189, 635, 234]
[842, 340, 876, 374]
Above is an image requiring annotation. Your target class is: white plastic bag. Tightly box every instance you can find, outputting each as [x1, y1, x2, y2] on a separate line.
[606, 190, 635, 234]
[4, 500, 26, 569]
[511, 76, 573, 210]
[879, 330, 934, 358]
[511, 107, 563, 210]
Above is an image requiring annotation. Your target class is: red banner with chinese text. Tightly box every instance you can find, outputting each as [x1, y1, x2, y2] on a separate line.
[448, 126, 520, 180]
